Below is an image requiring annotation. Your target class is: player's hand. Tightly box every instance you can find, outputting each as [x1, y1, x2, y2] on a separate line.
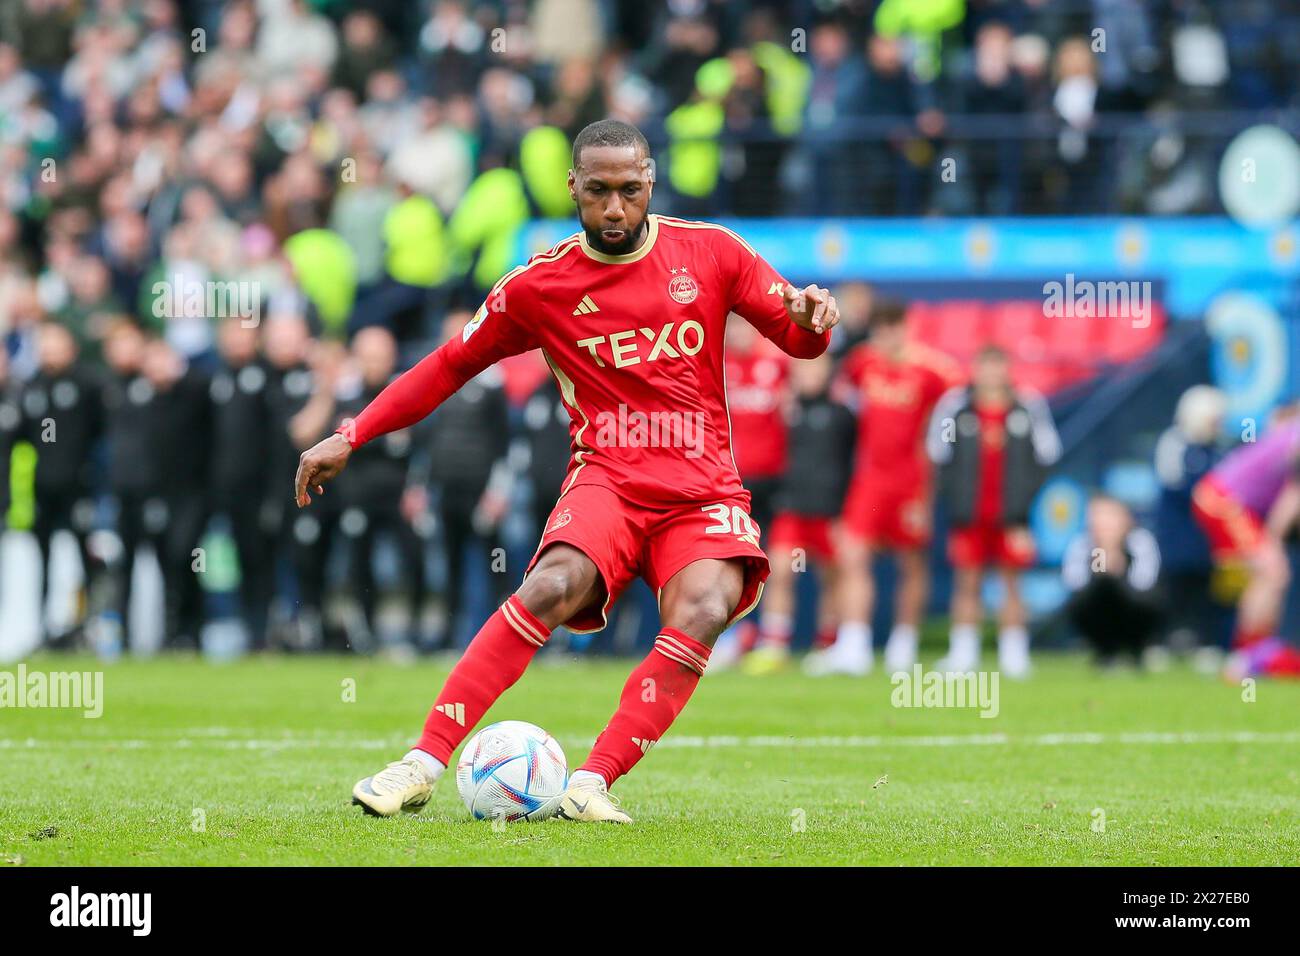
[401, 485, 428, 523]
[783, 284, 839, 335]
[475, 488, 509, 528]
[294, 433, 352, 507]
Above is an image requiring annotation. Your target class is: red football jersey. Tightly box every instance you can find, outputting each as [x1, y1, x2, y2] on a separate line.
[972, 399, 1009, 526]
[844, 342, 962, 485]
[346, 214, 828, 507]
[724, 338, 789, 480]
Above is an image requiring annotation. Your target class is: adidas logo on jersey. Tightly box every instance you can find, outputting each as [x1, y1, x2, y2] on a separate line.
[435, 702, 466, 726]
[572, 294, 600, 316]
[631, 736, 656, 754]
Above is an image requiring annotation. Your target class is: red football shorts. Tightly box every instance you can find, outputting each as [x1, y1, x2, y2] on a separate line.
[840, 477, 932, 549]
[948, 523, 1036, 569]
[1192, 475, 1265, 562]
[525, 483, 769, 634]
[768, 511, 837, 563]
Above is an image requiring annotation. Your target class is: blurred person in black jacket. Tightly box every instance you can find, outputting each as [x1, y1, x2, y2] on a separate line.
[859, 32, 943, 215]
[21, 322, 103, 646]
[739, 352, 856, 675]
[1154, 385, 1230, 660]
[290, 329, 427, 650]
[286, 337, 350, 649]
[139, 336, 213, 648]
[209, 317, 275, 650]
[927, 345, 1061, 677]
[957, 21, 1026, 215]
[263, 313, 320, 645]
[1061, 494, 1163, 667]
[336, 326, 428, 649]
[520, 368, 571, 542]
[103, 318, 156, 640]
[411, 309, 511, 648]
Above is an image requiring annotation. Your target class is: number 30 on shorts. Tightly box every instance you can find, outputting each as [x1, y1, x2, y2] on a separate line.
[701, 504, 760, 547]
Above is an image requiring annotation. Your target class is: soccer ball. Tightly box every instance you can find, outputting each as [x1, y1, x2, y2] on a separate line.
[455, 720, 568, 822]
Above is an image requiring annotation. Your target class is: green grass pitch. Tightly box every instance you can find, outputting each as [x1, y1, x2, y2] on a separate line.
[1, 652, 1296, 865]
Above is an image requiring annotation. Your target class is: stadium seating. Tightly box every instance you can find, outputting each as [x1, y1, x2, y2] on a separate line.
[907, 299, 1167, 395]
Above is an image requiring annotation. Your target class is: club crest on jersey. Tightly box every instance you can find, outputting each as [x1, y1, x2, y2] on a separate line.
[668, 267, 698, 304]
[462, 307, 487, 342]
[546, 509, 573, 534]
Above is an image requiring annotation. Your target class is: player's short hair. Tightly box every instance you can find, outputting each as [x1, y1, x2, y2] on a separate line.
[572, 119, 650, 168]
[975, 343, 1008, 361]
[867, 298, 907, 333]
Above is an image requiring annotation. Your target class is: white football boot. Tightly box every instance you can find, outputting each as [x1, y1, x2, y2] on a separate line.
[936, 627, 981, 674]
[802, 641, 873, 677]
[351, 757, 435, 817]
[997, 627, 1032, 679]
[555, 773, 632, 824]
[882, 630, 919, 676]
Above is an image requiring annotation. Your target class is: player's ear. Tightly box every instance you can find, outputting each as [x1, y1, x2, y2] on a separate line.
[567, 168, 577, 202]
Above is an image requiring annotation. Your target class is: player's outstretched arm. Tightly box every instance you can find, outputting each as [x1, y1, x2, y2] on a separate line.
[718, 228, 836, 359]
[294, 302, 532, 508]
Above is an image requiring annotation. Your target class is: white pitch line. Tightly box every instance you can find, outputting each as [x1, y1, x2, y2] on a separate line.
[0, 730, 1297, 751]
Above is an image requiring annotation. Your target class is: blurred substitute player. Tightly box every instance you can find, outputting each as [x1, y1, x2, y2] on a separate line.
[805, 300, 960, 676]
[926, 345, 1060, 676]
[723, 314, 789, 531]
[1191, 404, 1300, 679]
[741, 350, 856, 674]
[294, 120, 838, 822]
[709, 315, 789, 665]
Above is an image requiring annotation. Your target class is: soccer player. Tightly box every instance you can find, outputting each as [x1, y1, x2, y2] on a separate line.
[926, 345, 1060, 676]
[805, 300, 960, 676]
[1191, 405, 1300, 678]
[293, 120, 838, 823]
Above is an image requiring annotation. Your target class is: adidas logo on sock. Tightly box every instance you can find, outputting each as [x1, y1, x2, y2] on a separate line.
[435, 702, 466, 726]
[631, 736, 656, 754]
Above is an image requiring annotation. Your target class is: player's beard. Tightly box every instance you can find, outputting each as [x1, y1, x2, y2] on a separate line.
[582, 216, 647, 256]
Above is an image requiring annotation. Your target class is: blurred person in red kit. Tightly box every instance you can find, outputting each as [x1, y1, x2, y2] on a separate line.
[806, 299, 961, 676]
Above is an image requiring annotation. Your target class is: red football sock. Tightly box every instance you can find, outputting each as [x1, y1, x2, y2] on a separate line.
[579, 627, 711, 787]
[1232, 624, 1271, 650]
[415, 594, 551, 765]
[813, 625, 838, 650]
[758, 610, 793, 649]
